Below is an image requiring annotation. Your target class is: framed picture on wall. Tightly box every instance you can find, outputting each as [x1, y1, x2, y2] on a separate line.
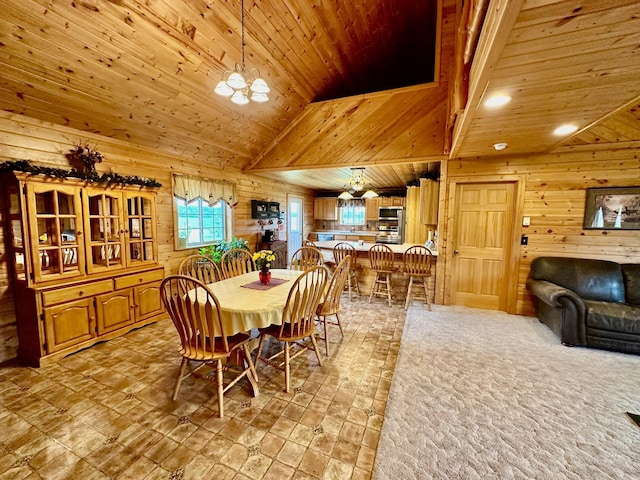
[583, 186, 640, 230]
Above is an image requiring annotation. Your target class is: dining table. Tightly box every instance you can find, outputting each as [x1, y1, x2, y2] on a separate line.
[192, 268, 305, 397]
[205, 268, 305, 335]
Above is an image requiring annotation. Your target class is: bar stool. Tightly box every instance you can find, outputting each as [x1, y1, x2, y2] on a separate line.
[333, 242, 360, 299]
[402, 245, 433, 310]
[368, 244, 398, 306]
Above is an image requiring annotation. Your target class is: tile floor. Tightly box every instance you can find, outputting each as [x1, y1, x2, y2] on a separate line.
[0, 294, 407, 479]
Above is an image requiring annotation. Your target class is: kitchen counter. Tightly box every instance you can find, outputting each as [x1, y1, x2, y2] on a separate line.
[315, 240, 438, 256]
[315, 240, 438, 306]
[311, 230, 378, 236]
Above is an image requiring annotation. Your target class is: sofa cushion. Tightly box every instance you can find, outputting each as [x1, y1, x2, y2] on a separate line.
[621, 264, 640, 306]
[529, 257, 625, 303]
[584, 300, 640, 335]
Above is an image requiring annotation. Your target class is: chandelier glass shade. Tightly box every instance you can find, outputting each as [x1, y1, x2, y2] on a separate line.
[339, 167, 378, 199]
[214, 0, 269, 104]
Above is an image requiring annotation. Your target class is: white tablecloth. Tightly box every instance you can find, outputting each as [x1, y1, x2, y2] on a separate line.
[205, 269, 303, 335]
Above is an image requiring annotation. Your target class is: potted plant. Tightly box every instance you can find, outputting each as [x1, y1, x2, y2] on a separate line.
[198, 236, 250, 265]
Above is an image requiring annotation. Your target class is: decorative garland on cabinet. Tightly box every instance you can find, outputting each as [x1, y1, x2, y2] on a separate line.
[0, 159, 162, 188]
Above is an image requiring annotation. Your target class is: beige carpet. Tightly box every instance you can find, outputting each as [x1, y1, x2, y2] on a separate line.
[373, 305, 640, 480]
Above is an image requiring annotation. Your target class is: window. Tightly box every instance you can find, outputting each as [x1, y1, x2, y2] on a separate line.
[176, 197, 228, 248]
[339, 203, 365, 226]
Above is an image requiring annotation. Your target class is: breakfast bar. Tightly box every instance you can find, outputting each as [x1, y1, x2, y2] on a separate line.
[314, 240, 438, 304]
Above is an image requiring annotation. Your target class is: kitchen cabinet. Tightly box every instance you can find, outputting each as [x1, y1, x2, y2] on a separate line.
[419, 179, 439, 225]
[378, 196, 405, 207]
[365, 198, 379, 221]
[405, 186, 430, 244]
[3, 172, 164, 366]
[314, 198, 338, 220]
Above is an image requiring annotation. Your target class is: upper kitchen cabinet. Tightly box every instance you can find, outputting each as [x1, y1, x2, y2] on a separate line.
[365, 197, 379, 221]
[314, 197, 338, 220]
[420, 179, 439, 225]
[378, 196, 405, 207]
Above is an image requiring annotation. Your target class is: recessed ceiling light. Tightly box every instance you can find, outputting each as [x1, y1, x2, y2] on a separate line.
[553, 124, 578, 136]
[493, 142, 508, 151]
[484, 95, 511, 108]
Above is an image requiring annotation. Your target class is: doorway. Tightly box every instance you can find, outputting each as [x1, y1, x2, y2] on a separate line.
[447, 180, 521, 312]
[287, 195, 303, 262]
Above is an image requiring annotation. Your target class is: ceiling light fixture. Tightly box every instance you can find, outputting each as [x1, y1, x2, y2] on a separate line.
[484, 95, 511, 108]
[553, 124, 578, 136]
[493, 142, 508, 151]
[214, 0, 269, 104]
[339, 167, 378, 199]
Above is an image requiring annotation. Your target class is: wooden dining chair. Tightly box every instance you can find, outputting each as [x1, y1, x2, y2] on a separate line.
[159, 275, 258, 417]
[403, 245, 434, 310]
[289, 246, 324, 271]
[303, 239, 318, 248]
[221, 248, 256, 279]
[178, 254, 223, 284]
[316, 255, 351, 356]
[368, 244, 399, 307]
[333, 242, 360, 299]
[255, 265, 328, 393]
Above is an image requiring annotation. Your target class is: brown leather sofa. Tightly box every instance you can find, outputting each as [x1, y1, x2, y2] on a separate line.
[526, 256, 640, 355]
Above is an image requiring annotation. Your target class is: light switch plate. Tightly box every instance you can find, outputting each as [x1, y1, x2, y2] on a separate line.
[522, 216, 531, 226]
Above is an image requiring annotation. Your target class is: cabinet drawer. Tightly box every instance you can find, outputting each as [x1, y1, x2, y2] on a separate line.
[42, 279, 113, 306]
[115, 268, 164, 289]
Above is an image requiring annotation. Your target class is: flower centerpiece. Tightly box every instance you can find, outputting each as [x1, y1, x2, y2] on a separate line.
[253, 250, 276, 284]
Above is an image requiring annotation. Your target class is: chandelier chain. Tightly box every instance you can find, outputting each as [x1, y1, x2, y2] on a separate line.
[213, 0, 269, 103]
[241, 0, 245, 68]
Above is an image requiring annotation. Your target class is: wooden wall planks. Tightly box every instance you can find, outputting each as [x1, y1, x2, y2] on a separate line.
[0, 111, 315, 363]
[444, 148, 640, 316]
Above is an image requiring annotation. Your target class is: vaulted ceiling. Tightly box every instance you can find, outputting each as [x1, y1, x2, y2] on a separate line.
[0, 0, 639, 192]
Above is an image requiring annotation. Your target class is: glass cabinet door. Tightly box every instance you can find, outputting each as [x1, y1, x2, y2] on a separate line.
[83, 190, 126, 273]
[26, 183, 84, 282]
[126, 192, 157, 266]
[7, 182, 27, 282]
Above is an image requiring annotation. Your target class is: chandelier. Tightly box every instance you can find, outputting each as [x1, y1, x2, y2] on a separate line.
[338, 167, 378, 200]
[214, 0, 270, 104]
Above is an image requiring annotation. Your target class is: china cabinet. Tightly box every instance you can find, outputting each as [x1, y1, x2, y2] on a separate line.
[4, 172, 164, 366]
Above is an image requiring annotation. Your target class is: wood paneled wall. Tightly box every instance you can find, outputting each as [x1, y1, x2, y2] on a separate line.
[0, 112, 315, 363]
[444, 146, 640, 316]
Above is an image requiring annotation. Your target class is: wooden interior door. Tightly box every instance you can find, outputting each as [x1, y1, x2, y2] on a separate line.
[450, 182, 516, 311]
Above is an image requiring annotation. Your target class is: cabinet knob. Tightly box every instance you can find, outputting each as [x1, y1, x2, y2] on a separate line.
[453, 249, 459, 255]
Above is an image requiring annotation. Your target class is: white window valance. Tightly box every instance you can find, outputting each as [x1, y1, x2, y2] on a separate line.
[173, 174, 238, 207]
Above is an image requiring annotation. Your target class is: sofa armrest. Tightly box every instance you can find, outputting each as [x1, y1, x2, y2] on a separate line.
[526, 279, 586, 346]
[526, 279, 583, 308]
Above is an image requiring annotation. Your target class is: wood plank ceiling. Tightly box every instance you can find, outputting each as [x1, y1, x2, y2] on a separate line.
[0, 0, 639, 191]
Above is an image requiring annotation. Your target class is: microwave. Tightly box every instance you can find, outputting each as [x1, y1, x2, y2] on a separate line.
[378, 206, 403, 220]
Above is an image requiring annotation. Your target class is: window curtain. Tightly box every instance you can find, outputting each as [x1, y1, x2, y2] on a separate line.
[173, 174, 238, 207]
[338, 198, 365, 208]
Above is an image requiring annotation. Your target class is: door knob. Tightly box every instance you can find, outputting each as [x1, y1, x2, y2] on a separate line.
[453, 249, 459, 255]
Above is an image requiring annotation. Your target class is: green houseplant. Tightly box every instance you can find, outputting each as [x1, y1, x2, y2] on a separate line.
[198, 236, 249, 264]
